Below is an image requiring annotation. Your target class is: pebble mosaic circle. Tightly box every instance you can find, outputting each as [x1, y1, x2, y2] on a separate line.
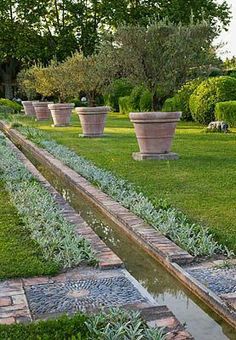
[25, 276, 147, 317]
[187, 266, 236, 295]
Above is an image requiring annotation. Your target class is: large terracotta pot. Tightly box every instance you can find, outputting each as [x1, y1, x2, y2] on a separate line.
[22, 101, 39, 116]
[76, 106, 109, 137]
[129, 111, 181, 160]
[48, 103, 74, 127]
[33, 102, 53, 121]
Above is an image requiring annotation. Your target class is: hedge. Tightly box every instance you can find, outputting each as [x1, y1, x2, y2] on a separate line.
[215, 101, 236, 127]
[129, 85, 146, 111]
[139, 89, 152, 111]
[0, 99, 22, 113]
[189, 76, 236, 124]
[104, 78, 133, 111]
[118, 96, 132, 114]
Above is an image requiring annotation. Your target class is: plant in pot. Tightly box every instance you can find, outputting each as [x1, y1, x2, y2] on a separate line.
[33, 62, 74, 126]
[17, 67, 39, 116]
[101, 22, 217, 160]
[64, 53, 109, 137]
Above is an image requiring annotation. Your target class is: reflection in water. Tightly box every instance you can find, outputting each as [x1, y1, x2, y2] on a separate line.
[25, 156, 235, 340]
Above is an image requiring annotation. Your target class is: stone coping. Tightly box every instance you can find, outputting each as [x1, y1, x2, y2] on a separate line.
[1, 122, 236, 329]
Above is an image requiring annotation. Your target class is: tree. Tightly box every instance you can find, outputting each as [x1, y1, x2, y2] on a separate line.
[100, 21, 218, 110]
[0, 0, 231, 98]
[63, 52, 108, 106]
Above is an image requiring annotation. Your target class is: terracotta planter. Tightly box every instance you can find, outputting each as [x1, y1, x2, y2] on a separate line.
[76, 106, 109, 137]
[33, 102, 53, 121]
[129, 111, 181, 160]
[48, 103, 74, 127]
[22, 101, 39, 116]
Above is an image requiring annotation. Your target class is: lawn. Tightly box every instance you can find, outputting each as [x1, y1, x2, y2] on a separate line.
[10, 113, 236, 252]
[0, 180, 59, 279]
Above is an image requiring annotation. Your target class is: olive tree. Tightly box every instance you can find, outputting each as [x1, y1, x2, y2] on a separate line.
[64, 52, 108, 106]
[100, 21, 218, 110]
[33, 62, 71, 102]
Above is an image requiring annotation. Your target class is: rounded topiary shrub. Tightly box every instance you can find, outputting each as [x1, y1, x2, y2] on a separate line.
[189, 76, 236, 124]
[175, 78, 203, 121]
[139, 90, 152, 111]
[162, 97, 180, 112]
[215, 101, 236, 127]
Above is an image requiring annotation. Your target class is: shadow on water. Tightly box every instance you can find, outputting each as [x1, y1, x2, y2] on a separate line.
[23, 151, 236, 340]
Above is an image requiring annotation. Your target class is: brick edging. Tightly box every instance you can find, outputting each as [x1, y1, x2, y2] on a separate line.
[1, 122, 236, 329]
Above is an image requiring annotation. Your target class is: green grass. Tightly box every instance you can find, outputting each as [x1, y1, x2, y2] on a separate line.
[0, 180, 59, 279]
[10, 113, 236, 252]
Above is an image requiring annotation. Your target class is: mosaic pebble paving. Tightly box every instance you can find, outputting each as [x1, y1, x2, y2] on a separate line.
[187, 266, 236, 295]
[25, 276, 147, 318]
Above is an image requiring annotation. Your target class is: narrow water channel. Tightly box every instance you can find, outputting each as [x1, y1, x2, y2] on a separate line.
[23, 152, 236, 340]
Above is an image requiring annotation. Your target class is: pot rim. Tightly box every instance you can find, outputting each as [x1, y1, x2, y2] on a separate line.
[129, 111, 182, 122]
[76, 106, 110, 114]
[48, 103, 75, 109]
[22, 100, 39, 104]
[33, 102, 54, 107]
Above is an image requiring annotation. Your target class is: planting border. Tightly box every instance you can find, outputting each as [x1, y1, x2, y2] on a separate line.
[1, 130, 122, 270]
[0, 122, 236, 329]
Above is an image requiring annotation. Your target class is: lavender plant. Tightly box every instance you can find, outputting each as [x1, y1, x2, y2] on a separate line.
[0, 132, 96, 268]
[18, 126, 233, 257]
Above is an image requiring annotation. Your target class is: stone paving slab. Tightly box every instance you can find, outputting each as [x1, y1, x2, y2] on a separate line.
[0, 281, 31, 324]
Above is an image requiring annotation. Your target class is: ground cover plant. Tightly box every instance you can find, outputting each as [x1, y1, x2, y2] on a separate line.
[0, 132, 96, 269]
[8, 113, 236, 254]
[0, 308, 166, 340]
[0, 179, 59, 279]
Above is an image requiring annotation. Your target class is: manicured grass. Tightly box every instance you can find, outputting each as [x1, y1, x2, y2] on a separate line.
[0, 180, 59, 279]
[12, 113, 236, 252]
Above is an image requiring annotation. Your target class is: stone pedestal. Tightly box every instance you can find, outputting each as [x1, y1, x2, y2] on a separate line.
[132, 152, 179, 161]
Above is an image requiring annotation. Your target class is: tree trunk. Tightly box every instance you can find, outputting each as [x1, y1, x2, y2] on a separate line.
[0, 58, 19, 99]
[152, 93, 162, 111]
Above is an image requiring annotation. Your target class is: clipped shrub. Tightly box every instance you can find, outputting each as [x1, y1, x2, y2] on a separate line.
[162, 97, 180, 112]
[139, 89, 152, 111]
[0, 99, 22, 113]
[189, 76, 236, 124]
[0, 105, 14, 114]
[175, 78, 203, 120]
[215, 101, 236, 127]
[129, 85, 146, 111]
[162, 79, 203, 120]
[119, 96, 132, 114]
[104, 78, 133, 111]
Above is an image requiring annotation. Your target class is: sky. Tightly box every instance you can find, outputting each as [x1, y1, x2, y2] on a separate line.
[217, 0, 236, 59]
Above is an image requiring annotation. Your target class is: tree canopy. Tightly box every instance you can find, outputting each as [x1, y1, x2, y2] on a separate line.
[0, 0, 232, 63]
